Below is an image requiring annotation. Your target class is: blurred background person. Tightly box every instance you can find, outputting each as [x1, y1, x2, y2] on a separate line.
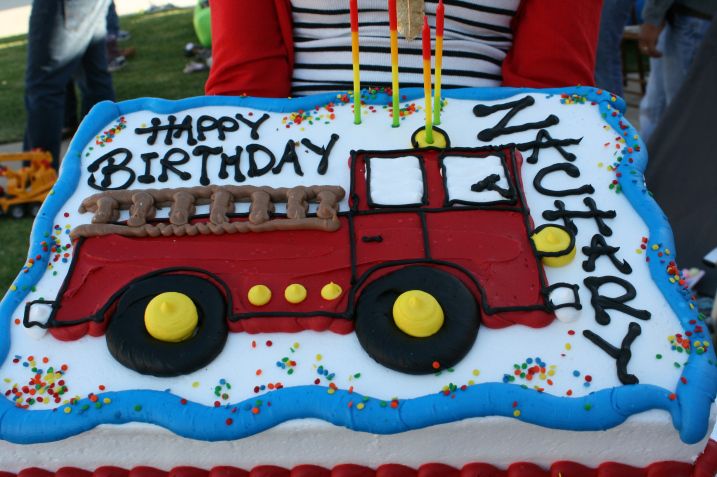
[23, 0, 115, 169]
[638, 0, 715, 142]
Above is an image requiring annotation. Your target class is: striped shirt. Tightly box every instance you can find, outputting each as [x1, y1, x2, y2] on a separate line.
[291, 0, 521, 96]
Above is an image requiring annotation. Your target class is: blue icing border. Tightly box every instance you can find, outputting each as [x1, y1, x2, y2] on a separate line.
[1, 87, 715, 445]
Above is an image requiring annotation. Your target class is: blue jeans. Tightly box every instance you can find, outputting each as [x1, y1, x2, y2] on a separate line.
[595, 0, 635, 97]
[639, 13, 711, 143]
[23, 0, 114, 168]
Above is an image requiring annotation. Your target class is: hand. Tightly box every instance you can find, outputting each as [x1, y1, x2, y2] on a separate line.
[639, 23, 664, 57]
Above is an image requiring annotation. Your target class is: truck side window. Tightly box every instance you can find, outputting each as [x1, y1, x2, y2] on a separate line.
[367, 155, 426, 208]
[442, 154, 515, 206]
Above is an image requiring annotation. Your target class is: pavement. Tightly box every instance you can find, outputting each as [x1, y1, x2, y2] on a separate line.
[0, 0, 196, 39]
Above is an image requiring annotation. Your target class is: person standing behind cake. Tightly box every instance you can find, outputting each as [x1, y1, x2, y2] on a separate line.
[205, 0, 604, 98]
[638, 0, 715, 143]
[24, 0, 115, 169]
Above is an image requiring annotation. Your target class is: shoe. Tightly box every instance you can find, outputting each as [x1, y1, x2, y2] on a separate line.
[108, 56, 127, 73]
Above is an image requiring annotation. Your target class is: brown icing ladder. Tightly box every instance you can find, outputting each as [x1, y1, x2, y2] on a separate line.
[71, 185, 345, 239]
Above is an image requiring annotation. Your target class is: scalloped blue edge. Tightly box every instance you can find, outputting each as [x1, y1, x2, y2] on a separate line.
[1, 86, 715, 445]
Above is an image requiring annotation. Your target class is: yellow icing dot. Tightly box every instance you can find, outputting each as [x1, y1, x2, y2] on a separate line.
[192, 381, 200, 388]
[565, 343, 572, 351]
[327, 388, 336, 395]
[472, 369, 480, 377]
[248, 285, 272, 307]
[531, 226, 575, 267]
[356, 402, 365, 410]
[548, 369, 556, 377]
[513, 410, 521, 417]
[392, 290, 444, 338]
[468, 380, 475, 385]
[293, 342, 300, 349]
[321, 282, 343, 301]
[63, 407, 71, 414]
[316, 354, 323, 362]
[103, 398, 111, 404]
[285, 284, 307, 304]
[144, 292, 198, 343]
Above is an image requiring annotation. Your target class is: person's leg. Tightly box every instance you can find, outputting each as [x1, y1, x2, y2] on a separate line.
[638, 29, 668, 143]
[76, 36, 115, 117]
[106, 1, 120, 39]
[594, 0, 635, 97]
[24, 0, 82, 168]
[661, 13, 711, 104]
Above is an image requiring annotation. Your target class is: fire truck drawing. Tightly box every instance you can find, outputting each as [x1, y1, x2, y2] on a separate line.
[23, 140, 579, 377]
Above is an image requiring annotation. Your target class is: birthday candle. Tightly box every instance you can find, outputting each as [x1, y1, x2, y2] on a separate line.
[389, 0, 400, 127]
[433, 0, 444, 126]
[350, 0, 361, 125]
[422, 15, 433, 144]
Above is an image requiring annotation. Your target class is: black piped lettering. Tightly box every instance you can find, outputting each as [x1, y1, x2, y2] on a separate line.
[134, 115, 196, 146]
[583, 322, 642, 385]
[301, 133, 340, 175]
[236, 113, 270, 140]
[584, 276, 651, 326]
[272, 140, 304, 176]
[196, 115, 239, 142]
[193, 145, 224, 186]
[533, 163, 595, 197]
[219, 146, 246, 182]
[582, 234, 632, 274]
[517, 129, 582, 164]
[246, 144, 276, 177]
[158, 148, 192, 182]
[87, 148, 135, 191]
[473, 96, 559, 142]
[138, 152, 158, 184]
[542, 197, 616, 236]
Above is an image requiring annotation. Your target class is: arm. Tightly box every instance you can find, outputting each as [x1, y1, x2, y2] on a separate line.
[640, 0, 673, 57]
[204, 0, 294, 97]
[502, 0, 603, 88]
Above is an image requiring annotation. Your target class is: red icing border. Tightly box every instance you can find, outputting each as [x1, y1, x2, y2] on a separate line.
[3, 440, 716, 477]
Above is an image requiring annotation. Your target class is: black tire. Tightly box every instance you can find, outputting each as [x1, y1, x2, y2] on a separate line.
[106, 274, 228, 377]
[355, 266, 479, 374]
[29, 202, 41, 217]
[9, 205, 25, 219]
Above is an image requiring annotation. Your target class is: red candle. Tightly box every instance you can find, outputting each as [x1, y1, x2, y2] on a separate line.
[388, 0, 397, 31]
[350, 0, 359, 32]
[436, 0, 445, 37]
[422, 15, 430, 60]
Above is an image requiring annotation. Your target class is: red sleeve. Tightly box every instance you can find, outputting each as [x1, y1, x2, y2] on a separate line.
[502, 0, 603, 88]
[205, 0, 294, 97]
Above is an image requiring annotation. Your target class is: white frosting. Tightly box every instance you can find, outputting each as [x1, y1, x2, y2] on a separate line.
[0, 92, 708, 468]
[443, 154, 511, 204]
[0, 409, 713, 472]
[368, 155, 424, 205]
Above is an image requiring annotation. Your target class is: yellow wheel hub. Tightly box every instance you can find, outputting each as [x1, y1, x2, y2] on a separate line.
[531, 226, 576, 267]
[413, 127, 449, 149]
[393, 290, 444, 338]
[144, 292, 198, 342]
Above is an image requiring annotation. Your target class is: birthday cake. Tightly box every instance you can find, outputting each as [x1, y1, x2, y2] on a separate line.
[1, 87, 716, 475]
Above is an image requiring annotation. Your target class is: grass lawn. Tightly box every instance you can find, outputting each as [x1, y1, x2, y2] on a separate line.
[0, 218, 33, 293]
[0, 7, 208, 292]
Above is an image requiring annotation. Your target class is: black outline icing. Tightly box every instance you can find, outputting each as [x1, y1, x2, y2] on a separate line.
[438, 151, 516, 207]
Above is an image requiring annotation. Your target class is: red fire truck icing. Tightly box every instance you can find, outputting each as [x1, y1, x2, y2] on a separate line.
[24, 143, 577, 377]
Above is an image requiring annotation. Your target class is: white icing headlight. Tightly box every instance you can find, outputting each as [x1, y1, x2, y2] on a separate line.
[25, 302, 53, 339]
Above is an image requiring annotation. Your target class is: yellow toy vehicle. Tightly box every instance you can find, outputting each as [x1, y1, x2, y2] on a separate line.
[0, 151, 57, 219]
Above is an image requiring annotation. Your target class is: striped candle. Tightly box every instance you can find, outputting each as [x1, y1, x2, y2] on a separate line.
[389, 0, 400, 127]
[350, 0, 361, 125]
[422, 15, 433, 144]
[433, 0, 444, 125]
